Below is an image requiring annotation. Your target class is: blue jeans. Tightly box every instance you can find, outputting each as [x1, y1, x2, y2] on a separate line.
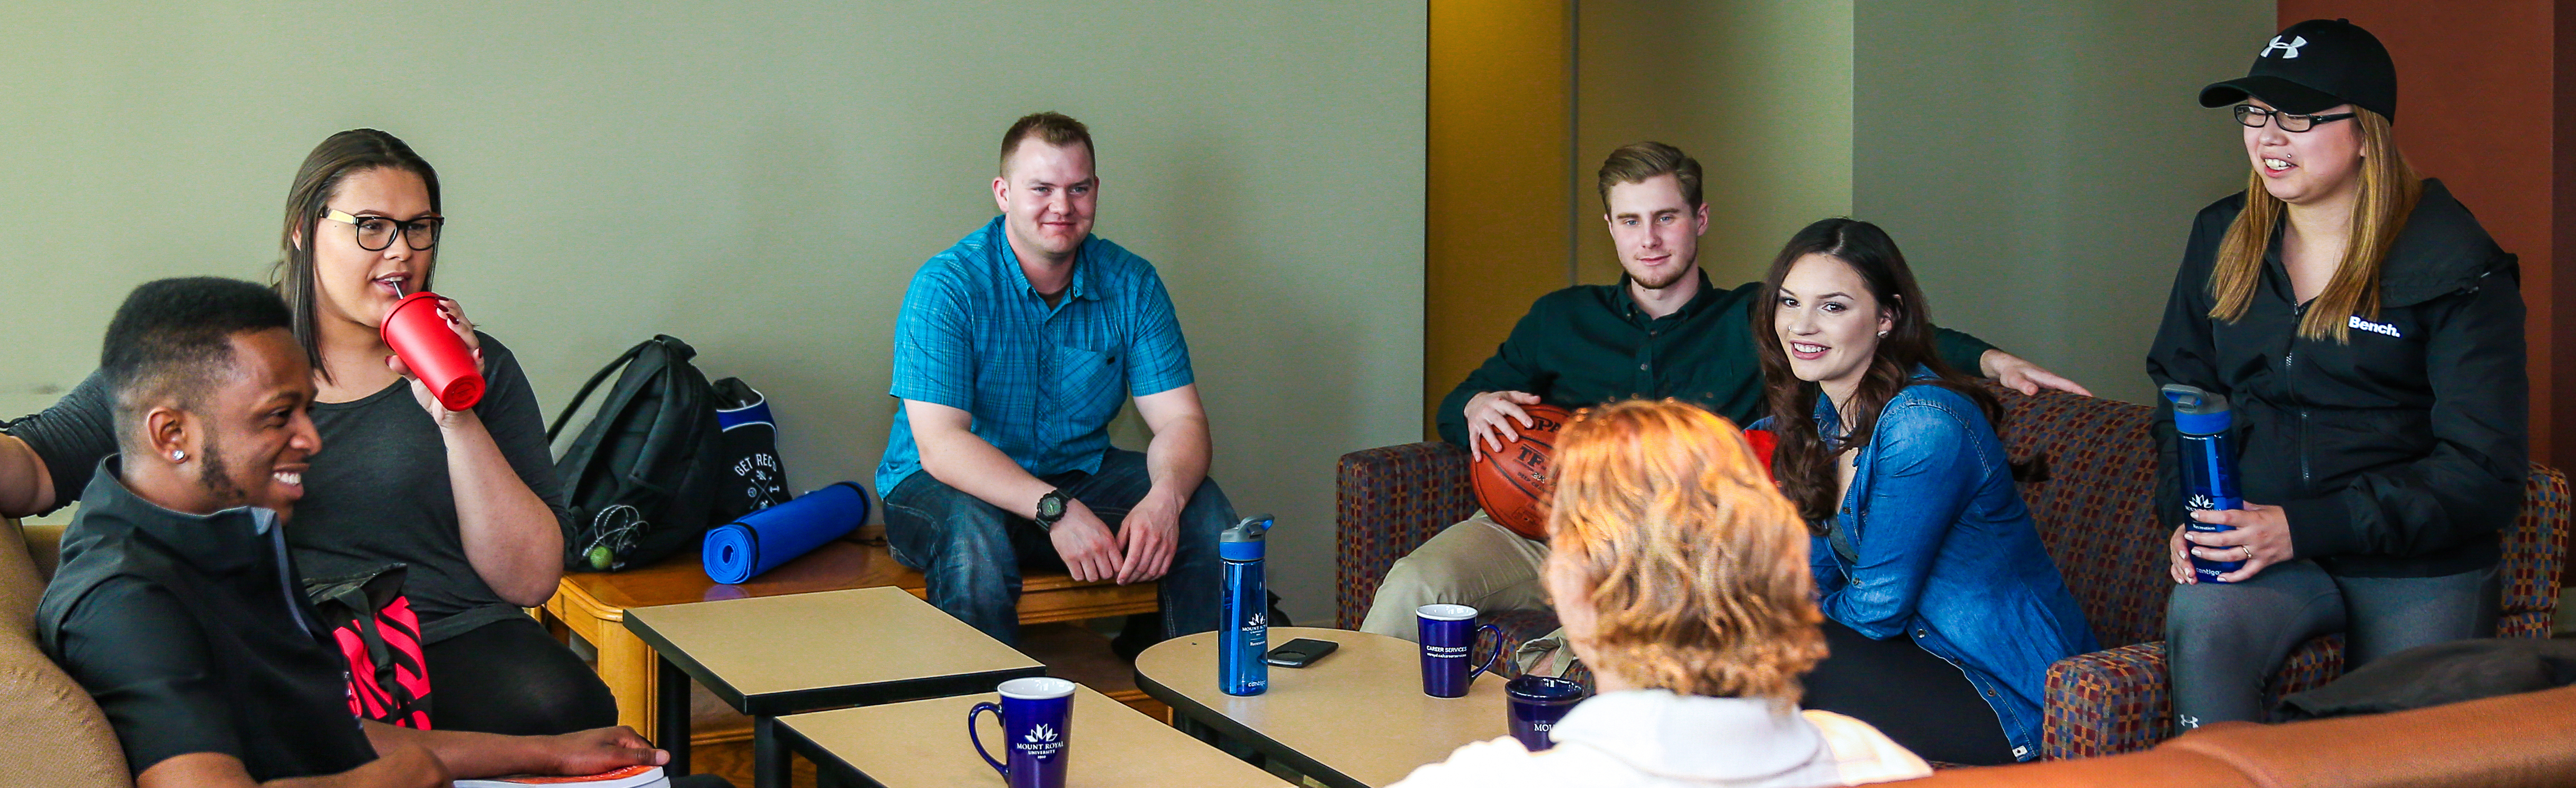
[880, 449, 1232, 645]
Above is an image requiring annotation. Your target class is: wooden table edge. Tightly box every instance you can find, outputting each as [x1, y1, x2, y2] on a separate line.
[557, 574, 627, 622]
[1132, 667, 1370, 788]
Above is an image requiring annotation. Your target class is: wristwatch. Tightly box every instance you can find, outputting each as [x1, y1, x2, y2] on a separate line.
[1034, 490, 1070, 530]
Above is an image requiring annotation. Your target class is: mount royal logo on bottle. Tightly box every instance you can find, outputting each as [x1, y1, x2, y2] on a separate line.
[1240, 612, 1268, 651]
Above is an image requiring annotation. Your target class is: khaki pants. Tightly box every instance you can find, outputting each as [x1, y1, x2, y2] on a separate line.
[1357, 512, 1552, 641]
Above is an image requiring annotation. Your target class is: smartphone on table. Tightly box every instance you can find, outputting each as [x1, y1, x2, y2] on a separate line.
[1265, 638, 1339, 668]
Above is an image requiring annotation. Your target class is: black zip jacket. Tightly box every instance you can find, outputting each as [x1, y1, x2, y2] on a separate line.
[2147, 179, 2527, 578]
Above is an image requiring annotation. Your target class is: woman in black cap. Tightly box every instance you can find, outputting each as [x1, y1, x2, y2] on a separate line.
[2147, 18, 2526, 729]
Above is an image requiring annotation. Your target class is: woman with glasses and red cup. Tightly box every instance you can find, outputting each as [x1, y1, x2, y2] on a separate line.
[0, 129, 614, 736]
[2149, 19, 2526, 731]
[1393, 400, 1930, 788]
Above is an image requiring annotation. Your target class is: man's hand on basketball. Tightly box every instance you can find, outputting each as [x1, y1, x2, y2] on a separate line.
[1049, 501, 1123, 583]
[1465, 390, 1542, 459]
[1113, 489, 1182, 585]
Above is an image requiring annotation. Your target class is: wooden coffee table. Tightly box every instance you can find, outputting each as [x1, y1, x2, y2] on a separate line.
[624, 587, 1047, 785]
[772, 684, 1290, 788]
[537, 527, 1159, 744]
[1133, 627, 1509, 788]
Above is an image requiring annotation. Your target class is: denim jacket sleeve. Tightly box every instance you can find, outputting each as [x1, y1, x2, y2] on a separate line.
[1821, 395, 1981, 639]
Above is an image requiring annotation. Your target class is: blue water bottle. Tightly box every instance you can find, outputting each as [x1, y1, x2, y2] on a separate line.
[1219, 514, 1273, 696]
[2163, 384, 2244, 583]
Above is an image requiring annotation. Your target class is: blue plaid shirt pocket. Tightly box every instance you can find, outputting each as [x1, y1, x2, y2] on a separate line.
[1049, 344, 1126, 447]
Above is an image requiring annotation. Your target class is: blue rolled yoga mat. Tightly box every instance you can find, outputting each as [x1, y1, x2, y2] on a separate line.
[701, 481, 869, 584]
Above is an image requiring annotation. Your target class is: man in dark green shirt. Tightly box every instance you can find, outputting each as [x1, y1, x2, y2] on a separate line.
[1362, 142, 2091, 640]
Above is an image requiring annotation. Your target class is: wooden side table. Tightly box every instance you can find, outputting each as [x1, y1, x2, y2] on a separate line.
[537, 526, 1159, 745]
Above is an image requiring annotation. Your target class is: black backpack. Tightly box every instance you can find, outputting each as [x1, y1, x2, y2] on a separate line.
[547, 336, 727, 571]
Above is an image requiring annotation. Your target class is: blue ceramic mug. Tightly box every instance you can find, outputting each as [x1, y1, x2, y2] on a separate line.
[1417, 604, 1502, 698]
[1506, 675, 1588, 750]
[968, 677, 1076, 788]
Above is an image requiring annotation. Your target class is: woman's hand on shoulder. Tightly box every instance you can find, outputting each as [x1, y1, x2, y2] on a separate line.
[1979, 350, 2093, 397]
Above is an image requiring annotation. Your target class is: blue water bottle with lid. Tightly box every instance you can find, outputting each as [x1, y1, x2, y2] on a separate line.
[2163, 384, 2245, 583]
[1219, 514, 1272, 696]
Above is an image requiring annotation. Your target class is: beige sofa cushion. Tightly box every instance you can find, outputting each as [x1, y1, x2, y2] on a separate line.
[0, 518, 40, 633]
[0, 517, 130, 788]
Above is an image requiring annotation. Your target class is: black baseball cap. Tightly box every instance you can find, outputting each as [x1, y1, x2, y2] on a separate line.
[2200, 19, 2397, 122]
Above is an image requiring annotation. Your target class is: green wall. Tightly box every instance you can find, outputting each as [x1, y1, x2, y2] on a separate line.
[1568, 1, 2267, 405]
[0, 2, 1427, 623]
[1853, 0, 2272, 404]
[1575, 1, 1857, 288]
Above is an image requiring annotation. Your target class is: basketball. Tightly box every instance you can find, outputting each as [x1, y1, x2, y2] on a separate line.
[1471, 403, 1574, 541]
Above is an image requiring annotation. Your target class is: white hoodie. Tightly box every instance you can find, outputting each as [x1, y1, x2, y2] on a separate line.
[1391, 691, 1931, 788]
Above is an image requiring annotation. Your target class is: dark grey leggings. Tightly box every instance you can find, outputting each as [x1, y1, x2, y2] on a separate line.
[2166, 559, 2498, 729]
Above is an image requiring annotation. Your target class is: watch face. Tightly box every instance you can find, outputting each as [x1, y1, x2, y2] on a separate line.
[1038, 494, 1066, 520]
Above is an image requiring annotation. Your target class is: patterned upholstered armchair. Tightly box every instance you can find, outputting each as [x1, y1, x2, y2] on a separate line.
[1332, 441, 1567, 656]
[1334, 388, 2570, 760]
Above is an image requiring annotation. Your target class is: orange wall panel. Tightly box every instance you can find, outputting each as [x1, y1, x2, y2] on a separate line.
[2274, 1, 2573, 467]
[1424, 1, 1575, 436]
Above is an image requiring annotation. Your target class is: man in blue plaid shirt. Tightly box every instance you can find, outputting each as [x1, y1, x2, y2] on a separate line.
[876, 112, 1235, 649]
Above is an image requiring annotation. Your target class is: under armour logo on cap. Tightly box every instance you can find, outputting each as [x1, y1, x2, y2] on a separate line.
[2202, 19, 2397, 122]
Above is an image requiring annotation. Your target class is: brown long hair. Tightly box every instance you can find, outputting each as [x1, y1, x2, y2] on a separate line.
[1751, 218, 2001, 529]
[1547, 399, 1826, 704]
[2208, 107, 2419, 342]
[272, 129, 442, 379]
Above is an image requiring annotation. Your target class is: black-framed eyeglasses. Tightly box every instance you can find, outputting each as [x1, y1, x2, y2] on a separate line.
[2233, 104, 2356, 133]
[321, 209, 444, 252]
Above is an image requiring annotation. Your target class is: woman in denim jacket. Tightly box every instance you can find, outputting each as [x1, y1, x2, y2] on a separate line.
[1749, 218, 2096, 765]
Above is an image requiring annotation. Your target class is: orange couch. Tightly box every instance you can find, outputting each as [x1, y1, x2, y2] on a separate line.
[1897, 684, 2576, 787]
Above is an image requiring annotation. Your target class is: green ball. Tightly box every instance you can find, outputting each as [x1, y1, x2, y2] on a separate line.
[587, 545, 614, 571]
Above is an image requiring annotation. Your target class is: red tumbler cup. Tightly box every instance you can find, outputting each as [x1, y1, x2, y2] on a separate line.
[381, 292, 485, 411]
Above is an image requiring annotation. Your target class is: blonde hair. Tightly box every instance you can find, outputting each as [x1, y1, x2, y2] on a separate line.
[1546, 399, 1827, 703]
[2209, 107, 2420, 342]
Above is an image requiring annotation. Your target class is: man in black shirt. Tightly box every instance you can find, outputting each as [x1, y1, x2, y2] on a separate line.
[1362, 143, 2093, 639]
[37, 278, 673, 787]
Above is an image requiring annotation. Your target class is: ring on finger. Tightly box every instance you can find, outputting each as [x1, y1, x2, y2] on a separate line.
[2238, 545, 2252, 560]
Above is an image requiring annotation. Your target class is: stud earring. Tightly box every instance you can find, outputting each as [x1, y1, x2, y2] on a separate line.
[1877, 330, 1889, 338]
[169, 450, 186, 463]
